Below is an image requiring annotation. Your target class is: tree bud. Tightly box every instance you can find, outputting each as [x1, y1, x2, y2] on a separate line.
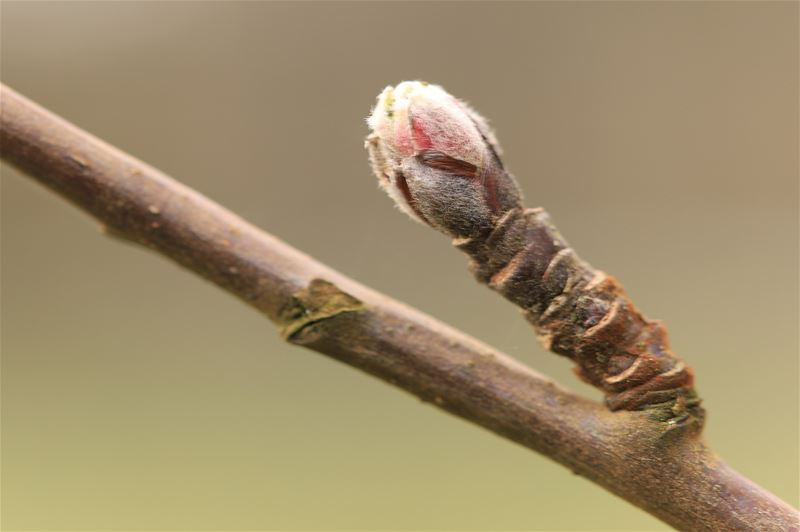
[366, 81, 522, 239]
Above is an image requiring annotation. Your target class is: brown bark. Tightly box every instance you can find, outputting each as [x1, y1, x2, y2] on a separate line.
[458, 204, 699, 418]
[1, 83, 797, 531]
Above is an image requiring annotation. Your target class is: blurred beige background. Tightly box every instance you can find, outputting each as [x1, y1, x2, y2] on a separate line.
[1, 2, 797, 531]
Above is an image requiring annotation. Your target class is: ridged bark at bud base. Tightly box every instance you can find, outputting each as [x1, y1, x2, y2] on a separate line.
[366, 81, 702, 425]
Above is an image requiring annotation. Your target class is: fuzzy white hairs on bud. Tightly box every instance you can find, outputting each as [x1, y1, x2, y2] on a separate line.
[365, 81, 522, 240]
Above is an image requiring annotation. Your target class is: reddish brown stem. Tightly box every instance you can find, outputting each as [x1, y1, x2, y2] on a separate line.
[1, 83, 797, 531]
[458, 205, 699, 420]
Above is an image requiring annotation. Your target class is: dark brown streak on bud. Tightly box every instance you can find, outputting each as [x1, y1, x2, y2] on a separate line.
[467, 115, 505, 171]
[466, 116, 506, 215]
[480, 166, 501, 216]
[416, 150, 478, 178]
[394, 170, 431, 226]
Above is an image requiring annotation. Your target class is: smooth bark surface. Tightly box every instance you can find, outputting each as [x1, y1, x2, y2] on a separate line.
[1, 84, 797, 531]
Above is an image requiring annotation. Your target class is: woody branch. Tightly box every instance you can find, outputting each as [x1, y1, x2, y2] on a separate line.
[1, 83, 796, 531]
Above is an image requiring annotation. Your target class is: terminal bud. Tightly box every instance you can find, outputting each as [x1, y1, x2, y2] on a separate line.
[366, 81, 522, 239]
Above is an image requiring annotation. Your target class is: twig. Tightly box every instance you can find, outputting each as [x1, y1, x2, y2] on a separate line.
[366, 82, 700, 421]
[1, 83, 797, 531]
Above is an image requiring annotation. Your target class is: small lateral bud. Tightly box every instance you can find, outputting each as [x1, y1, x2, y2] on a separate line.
[366, 81, 522, 239]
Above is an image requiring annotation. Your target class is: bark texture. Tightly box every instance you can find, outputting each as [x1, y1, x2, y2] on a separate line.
[459, 205, 699, 419]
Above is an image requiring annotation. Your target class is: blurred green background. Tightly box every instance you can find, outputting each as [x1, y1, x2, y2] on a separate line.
[2, 2, 797, 530]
